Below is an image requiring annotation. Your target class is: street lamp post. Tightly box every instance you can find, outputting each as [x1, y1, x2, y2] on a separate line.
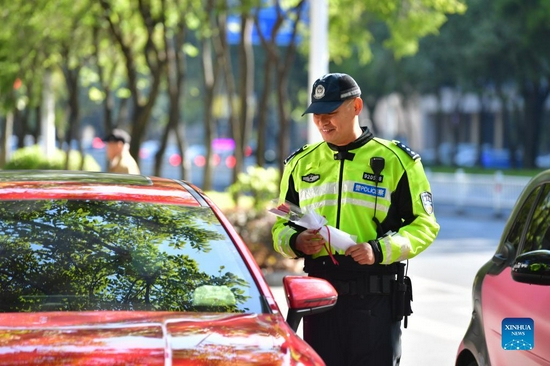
[307, 0, 328, 144]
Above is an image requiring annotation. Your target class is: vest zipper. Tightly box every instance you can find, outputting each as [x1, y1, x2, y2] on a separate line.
[336, 159, 345, 229]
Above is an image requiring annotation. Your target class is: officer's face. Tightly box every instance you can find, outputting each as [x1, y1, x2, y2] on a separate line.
[313, 97, 363, 146]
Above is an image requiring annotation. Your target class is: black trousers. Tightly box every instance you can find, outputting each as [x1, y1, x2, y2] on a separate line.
[303, 292, 402, 366]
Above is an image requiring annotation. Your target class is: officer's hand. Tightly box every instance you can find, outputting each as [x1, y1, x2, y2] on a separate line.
[295, 229, 325, 255]
[345, 243, 375, 265]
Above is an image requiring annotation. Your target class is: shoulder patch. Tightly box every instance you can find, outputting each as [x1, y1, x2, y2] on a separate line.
[393, 141, 420, 160]
[284, 144, 308, 165]
[420, 192, 434, 215]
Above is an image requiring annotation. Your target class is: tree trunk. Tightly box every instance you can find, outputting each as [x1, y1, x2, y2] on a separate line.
[364, 97, 379, 135]
[255, 59, 274, 167]
[434, 93, 445, 166]
[262, 0, 306, 174]
[217, 9, 238, 189]
[155, 2, 187, 180]
[200, 4, 232, 191]
[520, 79, 549, 169]
[0, 112, 14, 166]
[93, 26, 114, 134]
[201, 36, 216, 190]
[498, 86, 524, 169]
[234, 13, 254, 186]
[100, 0, 166, 168]
[62, 58, 82, 170]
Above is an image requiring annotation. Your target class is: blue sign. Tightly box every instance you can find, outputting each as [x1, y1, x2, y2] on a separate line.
[227, 2, 309, 46]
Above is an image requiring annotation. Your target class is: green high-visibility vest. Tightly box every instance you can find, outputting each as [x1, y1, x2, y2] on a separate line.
[272, 135, 440, 265]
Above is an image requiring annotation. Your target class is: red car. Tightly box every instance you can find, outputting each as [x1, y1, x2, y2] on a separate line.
[456, 169, 550, 366]
[0, 170, 337, 365]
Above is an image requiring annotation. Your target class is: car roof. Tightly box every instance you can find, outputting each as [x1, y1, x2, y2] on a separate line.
[0, 170, 206, 206]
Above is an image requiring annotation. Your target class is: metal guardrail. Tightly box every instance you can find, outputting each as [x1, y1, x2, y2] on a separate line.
[427, 170, 531, 216]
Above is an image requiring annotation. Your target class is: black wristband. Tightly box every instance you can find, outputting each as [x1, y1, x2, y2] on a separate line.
[368, 240, 383, 264]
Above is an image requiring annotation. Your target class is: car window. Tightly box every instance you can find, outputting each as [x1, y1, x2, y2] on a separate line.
[505, 185, 542, 256]
[520, 183, 550, 254]
[0, 199, 263, 314]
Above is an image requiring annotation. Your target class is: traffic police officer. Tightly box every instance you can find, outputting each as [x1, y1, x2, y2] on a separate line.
[272, 73, 440, 366]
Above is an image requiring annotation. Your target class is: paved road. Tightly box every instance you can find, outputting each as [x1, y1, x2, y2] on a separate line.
[269, 204, 509, 366]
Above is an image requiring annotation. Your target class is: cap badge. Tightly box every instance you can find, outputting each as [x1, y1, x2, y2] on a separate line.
[313, 85, 325, 100]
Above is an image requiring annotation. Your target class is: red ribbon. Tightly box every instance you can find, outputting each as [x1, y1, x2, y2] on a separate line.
[322, 225, 339, 265]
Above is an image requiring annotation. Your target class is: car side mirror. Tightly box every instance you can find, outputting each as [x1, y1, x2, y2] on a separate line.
[283, 276, 338, 333]
[511, 250, 550, 286]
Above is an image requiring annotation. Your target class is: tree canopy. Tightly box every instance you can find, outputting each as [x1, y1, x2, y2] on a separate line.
[13, 0, 549, 176]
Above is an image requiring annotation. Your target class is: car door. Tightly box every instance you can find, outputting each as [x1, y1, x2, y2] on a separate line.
[482, 183, 550, 366]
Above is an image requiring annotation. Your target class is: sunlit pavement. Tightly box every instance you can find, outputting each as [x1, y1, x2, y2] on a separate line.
[399, 251, 492, 366]
[269, 204, 508, 365]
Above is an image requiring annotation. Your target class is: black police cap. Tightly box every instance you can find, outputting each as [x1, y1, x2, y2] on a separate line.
[302, 73, 361, 116]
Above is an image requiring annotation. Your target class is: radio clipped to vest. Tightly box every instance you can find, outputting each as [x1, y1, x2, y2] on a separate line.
[370, 157, 385, 237]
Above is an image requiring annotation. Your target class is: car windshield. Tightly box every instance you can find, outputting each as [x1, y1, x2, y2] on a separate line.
[0, 199, 263, 314]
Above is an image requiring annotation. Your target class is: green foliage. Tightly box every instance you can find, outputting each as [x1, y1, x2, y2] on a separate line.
[227, 166, 280, 211]
[322, 0, 467, 64]
[3, 145, 101, 171]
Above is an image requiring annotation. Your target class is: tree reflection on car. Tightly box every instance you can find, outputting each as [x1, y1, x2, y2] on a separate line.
[0, 199, 250, 313]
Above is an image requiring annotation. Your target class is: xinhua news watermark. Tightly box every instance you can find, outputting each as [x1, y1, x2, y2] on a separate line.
[502, 318, 534, 351]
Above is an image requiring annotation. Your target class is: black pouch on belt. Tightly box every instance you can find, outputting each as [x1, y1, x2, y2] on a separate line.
[403, 276, 413, 327]
[391, 264, 413, 327]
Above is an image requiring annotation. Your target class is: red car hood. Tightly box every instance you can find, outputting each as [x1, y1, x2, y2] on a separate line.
[0, 311, 323, 365]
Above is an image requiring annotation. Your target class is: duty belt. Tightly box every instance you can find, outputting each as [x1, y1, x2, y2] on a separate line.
[325, 274, 395, 296]
[304, 254, 401, 273]
[304, 255, 401, 296]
